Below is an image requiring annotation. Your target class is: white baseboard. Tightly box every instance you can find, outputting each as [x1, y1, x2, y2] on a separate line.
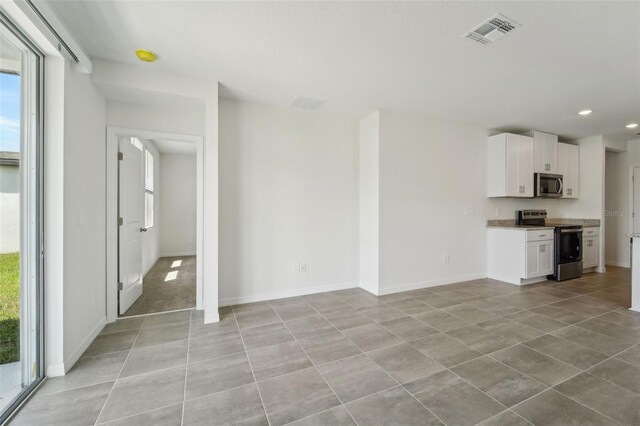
[605, 260, 630, 268]
[204, 311, 220, 324]
[160, 252, 196, 258]
[57, 317, 106, 376]
[46, 363, 66, 377]
[374, 273, 488, 296]
[219, 281, 358, 307]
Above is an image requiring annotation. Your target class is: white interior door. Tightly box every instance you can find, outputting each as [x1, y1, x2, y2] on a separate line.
[118, 137, 145, 314]
[634, 167, 640, 234]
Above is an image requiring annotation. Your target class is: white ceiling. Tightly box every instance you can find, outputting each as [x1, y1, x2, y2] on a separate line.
[46, 1, 640, 140]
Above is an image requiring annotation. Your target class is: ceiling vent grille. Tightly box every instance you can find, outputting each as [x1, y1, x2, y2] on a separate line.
[463, 14, 521, 44]
[291, 96, 327, 110]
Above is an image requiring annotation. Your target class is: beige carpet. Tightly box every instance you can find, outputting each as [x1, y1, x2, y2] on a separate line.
[121, 256, 196, 317]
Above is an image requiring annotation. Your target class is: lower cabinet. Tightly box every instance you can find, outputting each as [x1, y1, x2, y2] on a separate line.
[526, 240, 554, 278]
[488, 228, 555, 285]
[583, 237, 599, 269]
[582, 227, 599, 269]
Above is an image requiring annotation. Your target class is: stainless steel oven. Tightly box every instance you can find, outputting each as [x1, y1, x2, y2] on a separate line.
[550, 225, 583, 281]
[535, 173, 563, 198]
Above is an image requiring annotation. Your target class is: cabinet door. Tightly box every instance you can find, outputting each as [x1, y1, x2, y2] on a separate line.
[533, 131, 558, 173]
[557, 143, 579, 199]
[583, 236, 598, 268]
[539, 240, 554, 276]
[518, 135, 534, 197]
[505, 135, 520, 197]
[526, 240, 554, 278]
[543, 133, 558, 174]
[526, 242, 540, 278]
[566, 144, 579, 198]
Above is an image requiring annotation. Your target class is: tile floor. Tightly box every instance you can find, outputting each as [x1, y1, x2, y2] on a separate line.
[11, 266, 640, 425]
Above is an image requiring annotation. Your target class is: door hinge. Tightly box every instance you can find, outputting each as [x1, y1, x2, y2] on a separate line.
[118, 152, 123, 161]
[118, 282, 123, 291]
[118, 217, 123, 226]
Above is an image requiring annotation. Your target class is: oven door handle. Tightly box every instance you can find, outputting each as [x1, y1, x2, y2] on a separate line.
[560, 229, 582, 234]
[555, 178, 563, 195]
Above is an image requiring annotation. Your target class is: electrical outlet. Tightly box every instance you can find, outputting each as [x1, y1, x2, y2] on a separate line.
[292, 263, 299, 273]
[300, 263, 307, 273]
[464, 207, 475, 216]
[443, 254, 450, 265]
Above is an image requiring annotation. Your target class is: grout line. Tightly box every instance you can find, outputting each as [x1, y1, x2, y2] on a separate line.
[180, 314, 193, 425]
[94, 401, 183, 425]
[481, 409, 535, 426]
[230, 305, 272, 426]
[306, 307, 449, 425]
[268, 300, 361, 426]
[93, 315, 148, 425]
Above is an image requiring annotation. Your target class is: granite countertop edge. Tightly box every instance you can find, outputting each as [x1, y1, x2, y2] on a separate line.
[487, 218, 601, 229]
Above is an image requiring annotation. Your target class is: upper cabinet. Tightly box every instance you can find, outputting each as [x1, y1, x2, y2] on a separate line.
[487, 133, 534, 198]
[557, 142, 579, 198]
[526, 130, 558, 174]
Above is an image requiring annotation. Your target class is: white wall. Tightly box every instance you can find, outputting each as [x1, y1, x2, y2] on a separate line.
[219, 99, 359, 305]
[62, 61, 108, 367]
[0, 165, 19, 253]
[141, 141, 161, 275]
[107, 101, 205, 136]
[377, 112, 489, 293]
[358, 112, 380, 294]
[605, 149, 630, 267]
[160, 153, 197, 256]
[604, 139, 640, 267]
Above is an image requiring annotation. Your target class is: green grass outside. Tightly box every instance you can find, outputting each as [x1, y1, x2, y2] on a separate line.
[0, 252, 19, 364]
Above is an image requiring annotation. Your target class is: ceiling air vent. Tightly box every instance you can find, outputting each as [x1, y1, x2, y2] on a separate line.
[291, 96, 327, 110]
[463, 14, 522, 44]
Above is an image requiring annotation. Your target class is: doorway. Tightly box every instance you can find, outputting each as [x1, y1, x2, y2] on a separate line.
[107, 128, 204, 322]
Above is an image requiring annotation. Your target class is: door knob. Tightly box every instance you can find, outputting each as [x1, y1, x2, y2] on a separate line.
[140, 227, 148, 232]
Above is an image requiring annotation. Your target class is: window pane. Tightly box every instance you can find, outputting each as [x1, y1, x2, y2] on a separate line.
[0, 18, 43, 421]
[145, 192, 153, 228]
[145, 150, 153, 192]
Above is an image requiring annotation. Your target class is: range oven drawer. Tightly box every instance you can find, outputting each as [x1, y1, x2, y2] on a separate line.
[526, 229, 555, 242]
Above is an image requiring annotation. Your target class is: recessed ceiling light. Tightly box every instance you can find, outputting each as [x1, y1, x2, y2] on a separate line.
[578, 109, 593, 116]
[135, 49, 157, 63]
[626, 123, 639, 129]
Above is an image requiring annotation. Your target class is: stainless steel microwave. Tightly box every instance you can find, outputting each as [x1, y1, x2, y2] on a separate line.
[535, 173, 563, 198]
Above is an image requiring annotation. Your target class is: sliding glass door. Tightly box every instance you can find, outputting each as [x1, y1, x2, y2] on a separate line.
[0, 13, 43, 422]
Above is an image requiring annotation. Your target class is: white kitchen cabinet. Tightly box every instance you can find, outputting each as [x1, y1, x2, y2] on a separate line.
[557, 142, 579, 199]
[583, 227, 599, 269]
[488, 227, 554, 285]
[487, 133, 534, 198]
[527, 130, 558, 174]
[526, 240, 554, 278]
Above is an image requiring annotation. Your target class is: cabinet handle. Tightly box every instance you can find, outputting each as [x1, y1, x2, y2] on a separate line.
[540, 245, 545, 252]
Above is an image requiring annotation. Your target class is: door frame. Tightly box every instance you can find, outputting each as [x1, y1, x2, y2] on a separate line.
[106, 127, 204, 323]
[630, 166, 640, 236]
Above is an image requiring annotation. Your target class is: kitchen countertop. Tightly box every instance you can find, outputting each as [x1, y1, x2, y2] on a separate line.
[487, 218, 600, 230]
[487, 224, 554, 230]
